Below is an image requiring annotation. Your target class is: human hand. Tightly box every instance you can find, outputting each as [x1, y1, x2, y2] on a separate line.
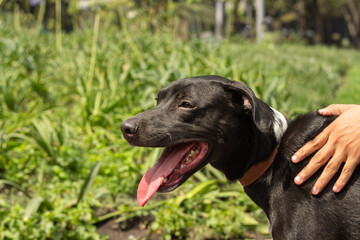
[291, 104, 360, 195]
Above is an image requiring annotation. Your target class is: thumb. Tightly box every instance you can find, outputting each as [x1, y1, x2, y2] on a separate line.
[318, 104, 353, 116]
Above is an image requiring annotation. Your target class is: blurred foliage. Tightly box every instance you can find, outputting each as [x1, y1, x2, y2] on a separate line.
[0, 9, 359, 240]
[265, 0, 360, 47]
[1, 0, 215, 37]
[2, 0, 360, 47]
[335, 60, 360, 104]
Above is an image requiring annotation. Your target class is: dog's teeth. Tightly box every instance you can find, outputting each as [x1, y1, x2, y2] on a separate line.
[181, 145, 202, 168]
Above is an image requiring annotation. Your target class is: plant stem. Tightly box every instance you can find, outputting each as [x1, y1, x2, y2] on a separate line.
[35, 1, 46, 42]
[55, 0, 62, 51]
[95, 200, 164, 223]
[118, 9, 145, 67]
[87, 12, 101, 94]
[14, 3, 20, 31]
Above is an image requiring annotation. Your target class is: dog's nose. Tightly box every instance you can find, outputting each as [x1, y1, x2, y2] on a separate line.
[121, 119, 139, 137]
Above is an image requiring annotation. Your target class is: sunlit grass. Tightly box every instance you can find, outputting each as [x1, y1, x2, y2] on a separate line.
[335, 62, 360, 104]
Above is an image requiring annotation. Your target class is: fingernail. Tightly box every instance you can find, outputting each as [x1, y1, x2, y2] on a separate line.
[294, 176, 302, 185]
[333, 185, 340, 193]
[291, 155, 298, 163]
[318, 108, 325, 114]
[312, 186, 318, 195]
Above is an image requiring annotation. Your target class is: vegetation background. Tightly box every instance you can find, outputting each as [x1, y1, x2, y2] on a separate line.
[0, 0, 359, 239]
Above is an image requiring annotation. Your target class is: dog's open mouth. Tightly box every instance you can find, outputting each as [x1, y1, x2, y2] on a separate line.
[137, 142, 209, 207]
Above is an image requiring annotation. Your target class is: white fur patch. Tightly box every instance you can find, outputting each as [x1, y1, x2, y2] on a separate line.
[271, 107, 288, 142]
[267, 219, 273, 237]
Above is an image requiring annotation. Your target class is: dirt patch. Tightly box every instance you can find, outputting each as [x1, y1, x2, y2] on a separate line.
[96, 213, 271, 240]
[97, 217, 161, 240]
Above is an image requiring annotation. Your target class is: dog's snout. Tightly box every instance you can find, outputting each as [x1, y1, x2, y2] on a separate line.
[121, 119, 139, 137]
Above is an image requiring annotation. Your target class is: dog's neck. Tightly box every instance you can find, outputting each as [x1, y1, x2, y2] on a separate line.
[239, 144, 279, 186]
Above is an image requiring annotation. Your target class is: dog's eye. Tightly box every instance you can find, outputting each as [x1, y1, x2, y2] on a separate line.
[179, 101, 193, 109]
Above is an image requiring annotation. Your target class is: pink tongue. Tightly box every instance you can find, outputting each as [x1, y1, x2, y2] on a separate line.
[137, 143, 195, 207]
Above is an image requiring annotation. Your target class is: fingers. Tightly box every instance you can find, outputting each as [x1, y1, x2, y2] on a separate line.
[292, 104, 349, 163]
[294, 144, 334, 186]
[291, 127, 330, 164]
[292, 104, 360, 195]
[333, 157, 359, 193]
[310, 152, 345, 195]
[295, 152, 359, 195]
[318, 104, 354, 116]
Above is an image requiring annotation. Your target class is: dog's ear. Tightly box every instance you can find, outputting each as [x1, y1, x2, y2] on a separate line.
[227, 81, 274, 134]
[201, 76, 274, 134]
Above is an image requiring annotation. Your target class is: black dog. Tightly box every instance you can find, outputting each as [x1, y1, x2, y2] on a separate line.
[121, 76, 360, 239]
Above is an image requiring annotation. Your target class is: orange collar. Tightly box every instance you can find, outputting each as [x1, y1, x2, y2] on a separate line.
[239, 145, 279, 186]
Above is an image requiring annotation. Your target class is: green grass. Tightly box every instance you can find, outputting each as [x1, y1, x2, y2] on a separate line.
[335, 62, 360, 104]
[1, 12, 360, 239]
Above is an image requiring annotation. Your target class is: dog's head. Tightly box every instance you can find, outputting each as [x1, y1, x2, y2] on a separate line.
[121, 76, 287, 206]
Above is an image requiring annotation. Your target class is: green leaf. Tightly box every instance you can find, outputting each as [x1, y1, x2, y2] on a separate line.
[241, 213, 259, 225]
[185, 179, 218, 199]
[23, 197, 43, 222]
[0, 179, 31, 198]
[76, 161, 102, 205]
